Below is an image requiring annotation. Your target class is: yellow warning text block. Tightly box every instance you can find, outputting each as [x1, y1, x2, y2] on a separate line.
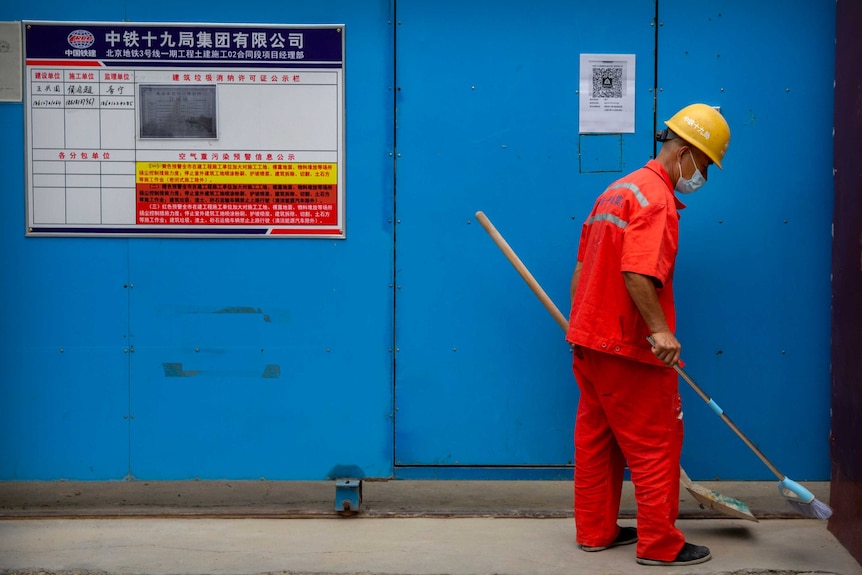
[136, 162, 337, 185]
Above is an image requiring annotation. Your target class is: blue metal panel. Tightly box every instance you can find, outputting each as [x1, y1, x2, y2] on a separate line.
[658, 2, 835, 479]
[127, 239, 394, 479]
[0, 120, 131, 478]
[0, 348, 130, 479]
[0, 8, 131, 476]
[393, 1, 656, 469]
[1, 0, 395, 480]
[119, 1, 395, 480]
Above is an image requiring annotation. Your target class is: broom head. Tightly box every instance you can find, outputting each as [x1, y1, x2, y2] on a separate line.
[779, 477, 833, 519]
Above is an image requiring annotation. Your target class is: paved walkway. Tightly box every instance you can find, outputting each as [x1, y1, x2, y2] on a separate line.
[0, 481, 859, 575]
[2, 517, 860, 575]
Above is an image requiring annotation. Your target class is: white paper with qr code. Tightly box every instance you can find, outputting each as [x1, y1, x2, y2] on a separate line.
[578, 54, 636, 133]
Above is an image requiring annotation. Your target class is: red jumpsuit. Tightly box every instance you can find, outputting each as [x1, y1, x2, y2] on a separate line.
[566, 159, 686, 562]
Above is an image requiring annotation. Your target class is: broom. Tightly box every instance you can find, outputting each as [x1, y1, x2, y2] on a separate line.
[647, 336, 833, 520]
[475, 210, 756, 521]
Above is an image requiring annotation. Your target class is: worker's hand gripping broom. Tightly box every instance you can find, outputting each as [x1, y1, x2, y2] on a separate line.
[647, 336, 833, 520]
[475, 210, 756, 522]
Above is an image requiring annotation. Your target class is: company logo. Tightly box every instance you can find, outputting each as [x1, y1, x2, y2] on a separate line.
[67, 29, 95, 49]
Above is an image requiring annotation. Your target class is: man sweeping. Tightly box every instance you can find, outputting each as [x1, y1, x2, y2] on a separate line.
[566, 103, 731, 566]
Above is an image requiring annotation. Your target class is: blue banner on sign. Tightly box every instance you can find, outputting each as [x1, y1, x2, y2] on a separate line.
[24, 22, 344, 67]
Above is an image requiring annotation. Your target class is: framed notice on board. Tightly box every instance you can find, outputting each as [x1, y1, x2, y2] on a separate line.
[23, 21, 346, 238]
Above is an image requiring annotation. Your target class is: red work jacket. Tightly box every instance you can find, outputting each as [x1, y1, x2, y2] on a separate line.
[566, 160, 685, 366]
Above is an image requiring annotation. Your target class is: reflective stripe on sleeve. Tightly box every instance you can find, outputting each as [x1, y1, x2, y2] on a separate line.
[586, 213, 628, 229]
[608, 182, 649, 207]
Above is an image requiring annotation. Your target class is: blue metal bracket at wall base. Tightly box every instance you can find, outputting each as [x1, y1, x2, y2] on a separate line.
[335, 478, 363, 514]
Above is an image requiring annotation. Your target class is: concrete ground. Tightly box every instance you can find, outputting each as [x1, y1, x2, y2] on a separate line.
[0, 480, 860, 575]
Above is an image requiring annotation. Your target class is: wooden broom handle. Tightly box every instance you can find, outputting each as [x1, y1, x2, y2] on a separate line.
[475, 211, 569, 332]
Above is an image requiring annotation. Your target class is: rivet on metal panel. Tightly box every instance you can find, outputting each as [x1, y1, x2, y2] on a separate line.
[60, 348, 64, 353]
[719, 220, 723, 224]
[781, 350, 786, 355]
[453, 347, 457, 352]
[397, 285, 401, 290]
[784, 220, 789, 224]
[786, 88, 791, 92]
[502, 144, 507, 148]
[130, 284, 134, 288]
[326, 348, 331, 352]
[471, 86, 475, 90]
[720, 88, 725, 92]
[123, 348, 128, 353]
[195, 347, 200, 352]
[716, 350, 723, 356]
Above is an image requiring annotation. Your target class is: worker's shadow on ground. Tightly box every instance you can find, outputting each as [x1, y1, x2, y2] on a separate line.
[684, 522, 757, 543]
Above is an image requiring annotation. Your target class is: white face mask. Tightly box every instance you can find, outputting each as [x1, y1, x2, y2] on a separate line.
[675, 150, 706, 194]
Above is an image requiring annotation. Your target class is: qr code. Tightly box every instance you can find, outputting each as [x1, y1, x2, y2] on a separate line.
[592, 67, 623, 98]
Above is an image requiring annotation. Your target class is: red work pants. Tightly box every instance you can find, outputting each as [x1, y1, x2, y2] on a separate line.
[572, 346, 685, 561]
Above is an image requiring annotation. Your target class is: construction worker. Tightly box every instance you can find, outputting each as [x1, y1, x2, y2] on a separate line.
[566, 104, 731, 566]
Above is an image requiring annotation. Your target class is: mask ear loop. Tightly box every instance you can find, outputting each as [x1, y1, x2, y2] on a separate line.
[676, 146, 690, 181]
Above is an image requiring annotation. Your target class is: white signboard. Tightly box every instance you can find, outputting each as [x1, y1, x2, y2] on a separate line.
[24, 21, 346, 237]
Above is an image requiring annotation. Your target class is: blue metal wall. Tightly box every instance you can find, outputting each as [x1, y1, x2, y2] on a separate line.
[393, 0, 834, 481]
[660, 1, 835, 480]
[0, 1, 835, 481]
[0, 1, 395, 480]
[393, 0, 656, 477]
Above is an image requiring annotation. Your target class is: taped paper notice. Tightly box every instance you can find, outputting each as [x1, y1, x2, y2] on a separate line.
[579, 54, 635, 133]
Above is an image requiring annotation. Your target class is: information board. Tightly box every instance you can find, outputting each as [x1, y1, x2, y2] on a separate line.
[23, 21, 345, 237]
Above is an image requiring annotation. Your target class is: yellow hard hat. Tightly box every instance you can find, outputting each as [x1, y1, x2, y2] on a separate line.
[663, 103, 730, 169]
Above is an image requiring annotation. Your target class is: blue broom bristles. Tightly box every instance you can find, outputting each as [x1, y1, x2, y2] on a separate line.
[786, 497, 833, 520]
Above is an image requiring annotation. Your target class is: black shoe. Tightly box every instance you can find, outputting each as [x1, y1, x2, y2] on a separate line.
[580, 526, 638, 552]
[636, 542, 712, 566]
